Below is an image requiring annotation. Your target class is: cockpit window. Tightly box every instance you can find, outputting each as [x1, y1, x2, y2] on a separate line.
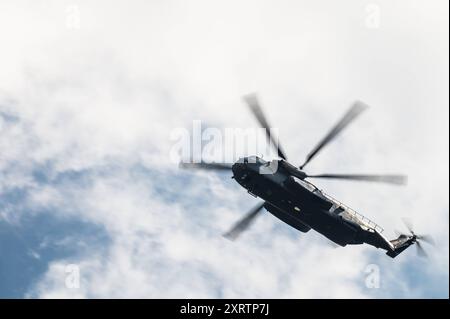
[296, 178, 320, 193]
[246, 156, 267, 165]
[246, 156, 258, 163]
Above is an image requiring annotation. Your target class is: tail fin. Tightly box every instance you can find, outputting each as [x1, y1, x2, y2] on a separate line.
[386, 234, 415, 258]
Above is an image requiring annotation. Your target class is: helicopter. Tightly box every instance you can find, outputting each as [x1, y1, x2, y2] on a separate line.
[180, 94, 434, 258]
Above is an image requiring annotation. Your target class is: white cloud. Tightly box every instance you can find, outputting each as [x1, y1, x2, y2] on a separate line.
[1, 0, 448, 298]
[25, 168, 371, 298]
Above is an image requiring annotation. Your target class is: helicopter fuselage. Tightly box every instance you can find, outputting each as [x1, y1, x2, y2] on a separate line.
[232, 156, 394, 251]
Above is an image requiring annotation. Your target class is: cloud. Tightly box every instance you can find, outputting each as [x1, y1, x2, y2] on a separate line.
[24, 166, 371, 298]
[0, 0, 448, 298]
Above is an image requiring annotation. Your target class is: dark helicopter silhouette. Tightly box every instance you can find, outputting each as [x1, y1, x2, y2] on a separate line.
[181, 94, 434, 258]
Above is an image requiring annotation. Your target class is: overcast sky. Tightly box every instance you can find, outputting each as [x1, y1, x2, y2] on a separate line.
[0, 0, 448, 298]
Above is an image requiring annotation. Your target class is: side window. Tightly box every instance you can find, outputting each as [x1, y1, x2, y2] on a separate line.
[329, 203, 345, 214]
[259, 160, 278, 174]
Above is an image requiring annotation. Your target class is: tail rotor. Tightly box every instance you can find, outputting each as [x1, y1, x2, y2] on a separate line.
[396, 218, 435, 258]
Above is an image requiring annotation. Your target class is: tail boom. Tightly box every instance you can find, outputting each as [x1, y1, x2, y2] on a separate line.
[386, 234, 415, 258]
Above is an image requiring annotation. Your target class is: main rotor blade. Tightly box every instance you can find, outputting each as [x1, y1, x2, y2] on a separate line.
[223, 202, 265, 240]
[179, 162, 232, 171]
[300, 101, 369, 169]
[243, 94, 287, 160]
[306, 173, 407, 185]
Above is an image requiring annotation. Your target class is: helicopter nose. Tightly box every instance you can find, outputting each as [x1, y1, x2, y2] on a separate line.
[232, 162, 252, 187]
[231, 162, 245, 177]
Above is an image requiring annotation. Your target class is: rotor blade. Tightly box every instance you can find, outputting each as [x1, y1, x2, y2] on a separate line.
[243, 94, 287, 160]
[223, 202, 265, 240]
[300, 101, 369, 169]
[394, 229, 406, 237]
[401, 217, 414, 234]
[417, 234, 436, 246]
[416, 241, 428, 258]
[327, 240, 341, 249]
[306, 173, 407, 185]
[179, 162, 232, 171]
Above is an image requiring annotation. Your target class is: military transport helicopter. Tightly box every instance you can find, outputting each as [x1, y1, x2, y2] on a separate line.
[180, 94, 434, 258]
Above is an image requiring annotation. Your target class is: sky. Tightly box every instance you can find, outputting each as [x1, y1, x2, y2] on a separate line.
[0, 0, 448, 298]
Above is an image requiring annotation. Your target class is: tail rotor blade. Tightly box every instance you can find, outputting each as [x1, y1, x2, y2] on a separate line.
[417, 234, 435, 246]
[398, 217, 434, 257]
[300, 101, 369, 169]
[416, 241, 428, 258]
[243, 94, 287, 160]
[223, 202, 265, 240]
[401, 217, 414, 234]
